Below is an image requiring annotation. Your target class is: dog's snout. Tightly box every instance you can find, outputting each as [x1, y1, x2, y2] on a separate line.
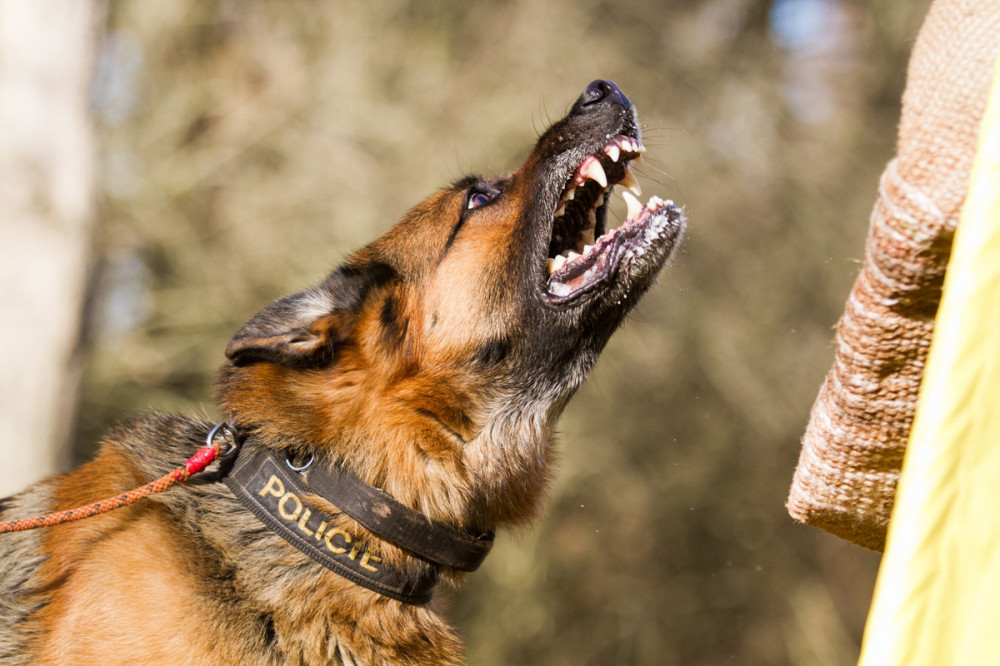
[573, 79, 632, 113]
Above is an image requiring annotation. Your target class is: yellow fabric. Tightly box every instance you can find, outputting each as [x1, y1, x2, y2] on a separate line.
[858, 47, 1000, 665]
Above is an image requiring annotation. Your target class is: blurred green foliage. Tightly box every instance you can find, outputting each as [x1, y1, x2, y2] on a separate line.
[78, 0, 931, 663]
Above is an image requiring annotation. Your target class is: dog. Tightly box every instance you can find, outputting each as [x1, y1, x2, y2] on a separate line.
[0, 80, 684, 665]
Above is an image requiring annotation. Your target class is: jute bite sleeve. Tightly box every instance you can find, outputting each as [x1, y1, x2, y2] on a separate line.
[788, 0, 1000, 551]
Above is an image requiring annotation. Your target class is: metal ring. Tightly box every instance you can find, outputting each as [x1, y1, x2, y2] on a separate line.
[285, 452, 314, 472]
[207, 422, 240, 458]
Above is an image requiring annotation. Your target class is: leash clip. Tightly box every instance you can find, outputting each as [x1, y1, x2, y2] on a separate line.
[208, 420, 240, 458]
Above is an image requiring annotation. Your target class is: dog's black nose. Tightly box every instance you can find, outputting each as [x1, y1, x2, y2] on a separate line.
[574, 79, 632, 112]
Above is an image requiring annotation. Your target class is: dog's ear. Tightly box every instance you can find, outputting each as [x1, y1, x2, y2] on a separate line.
[225, 261, 399, 369]
[225, 290, 344, 368]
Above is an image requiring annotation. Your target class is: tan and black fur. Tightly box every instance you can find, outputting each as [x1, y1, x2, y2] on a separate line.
[0, 80, 684, 665]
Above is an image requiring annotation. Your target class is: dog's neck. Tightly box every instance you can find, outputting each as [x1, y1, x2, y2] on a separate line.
[218, 361, 560, 534]
[214, 361, 563, 656]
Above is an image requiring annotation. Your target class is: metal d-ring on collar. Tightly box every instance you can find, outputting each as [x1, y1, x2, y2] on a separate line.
[285, 451, 314, 472]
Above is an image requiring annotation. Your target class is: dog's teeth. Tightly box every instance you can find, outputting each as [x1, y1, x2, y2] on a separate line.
[637, 142, 647, 153]
[567, 251, 581, 261]
[583, 244, 594, 255]
[620, 167, 641, 196]
[623, 190, 642, 219]
[581, 157, 608, 188]
[565, 188, 576, 201]
[633, 153, 644, 166]
[551, 254, 567, 271]
[605, 145, 620, 162]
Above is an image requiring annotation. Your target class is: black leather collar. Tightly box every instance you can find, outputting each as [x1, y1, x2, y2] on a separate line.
[223, 444, 494, 604]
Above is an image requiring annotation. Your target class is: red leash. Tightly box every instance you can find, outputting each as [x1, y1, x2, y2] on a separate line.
[0, 422, 237, 534]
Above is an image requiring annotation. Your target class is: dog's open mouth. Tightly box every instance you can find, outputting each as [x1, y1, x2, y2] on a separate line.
[543, 135, 681, 301]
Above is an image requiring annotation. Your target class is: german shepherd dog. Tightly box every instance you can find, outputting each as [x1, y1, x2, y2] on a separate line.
[0, 80, 684, 665]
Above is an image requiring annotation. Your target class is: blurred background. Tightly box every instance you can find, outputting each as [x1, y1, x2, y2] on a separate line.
[0, 0, 934, 663]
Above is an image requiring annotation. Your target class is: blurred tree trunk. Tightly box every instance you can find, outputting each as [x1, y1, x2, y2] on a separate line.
[0, 1, 99, 496]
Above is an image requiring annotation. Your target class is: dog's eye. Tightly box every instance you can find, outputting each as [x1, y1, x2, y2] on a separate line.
[466, 190, 496, 210]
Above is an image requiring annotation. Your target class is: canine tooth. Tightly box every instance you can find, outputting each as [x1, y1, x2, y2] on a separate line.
[623, 190, 642, 219]
[633, 153, 644, 166]
[605, 145, 620, 162]
[581, 158, 608, 188]
[565, 188, 576, 201]
[546, 258, 555, 275]
[620, 167, 641, 196]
